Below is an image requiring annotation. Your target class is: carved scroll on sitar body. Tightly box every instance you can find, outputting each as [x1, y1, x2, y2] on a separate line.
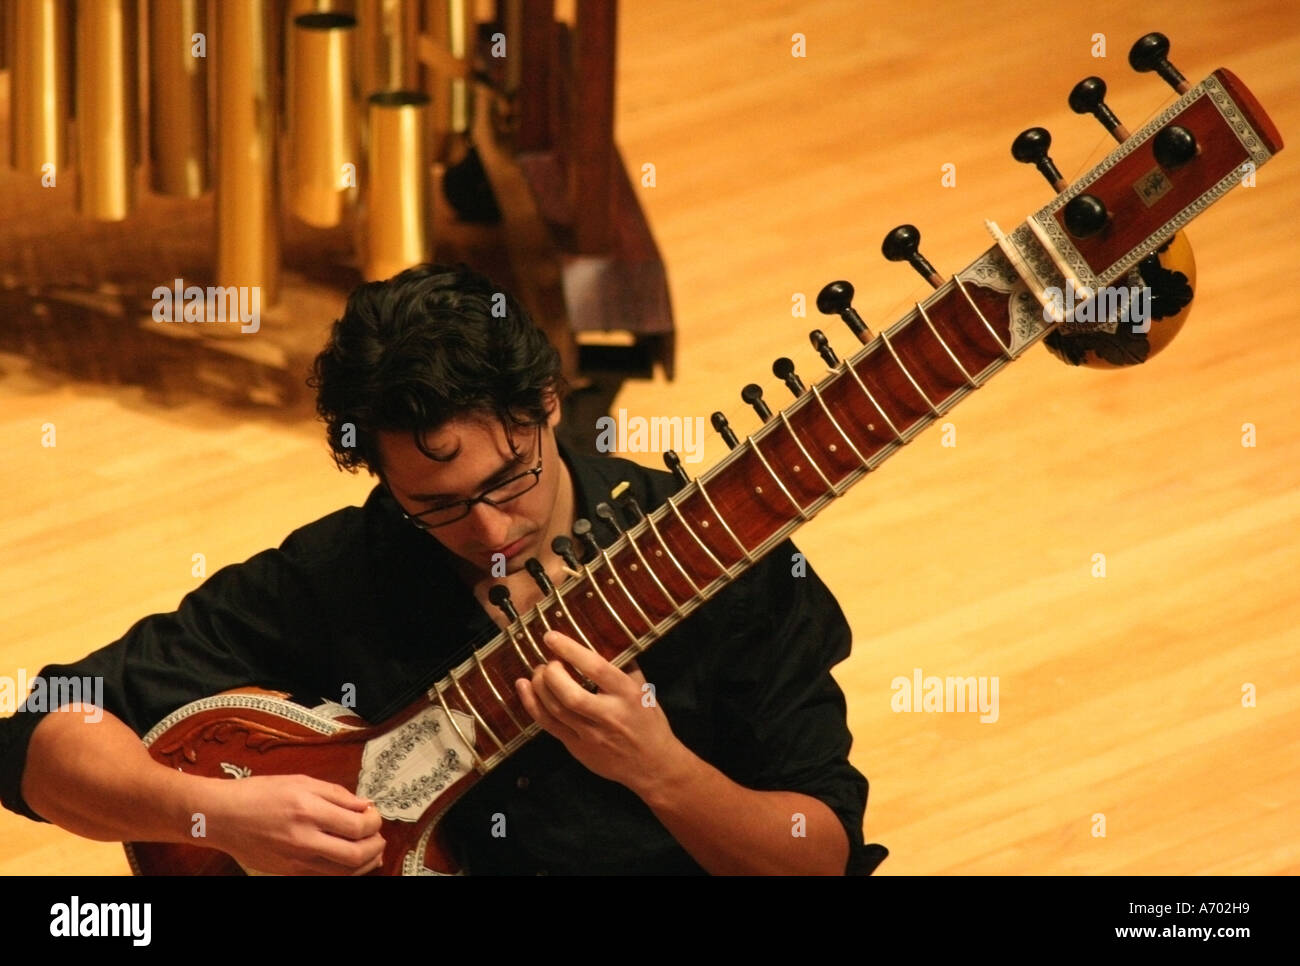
[127, 39, 1283, 875]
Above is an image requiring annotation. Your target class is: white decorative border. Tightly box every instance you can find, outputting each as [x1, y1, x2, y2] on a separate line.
[1029, 74, 1273, 291]
[140, 692, 352, 747]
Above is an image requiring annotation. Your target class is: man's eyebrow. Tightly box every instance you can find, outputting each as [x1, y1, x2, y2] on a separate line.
[406, 451, 528, 502]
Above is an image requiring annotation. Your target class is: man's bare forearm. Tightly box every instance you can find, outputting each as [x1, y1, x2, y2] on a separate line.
[633, 743, 850, 875]
[22, 708, 215, 844]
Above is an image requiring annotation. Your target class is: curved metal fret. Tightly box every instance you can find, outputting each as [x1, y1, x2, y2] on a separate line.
[665, 494, 729, 577]
[954, 276, 1014, 359]
[809, 384, 871, 470]
[551, 586, 601, 653]
[916, 301, 981, 388]
[449, 669, 505, 754]
[431, 681, 487, 773]
[840, 357, 905, 442]
[693, 481, 755, 563]
[597, 548, 654, 648]
[532, 603, 552, 633]
[581, 560, 642, 648]
[776, 410, 840, 496]
[503, 623, 535, 674]
[746, 435, 810, 520]
[514, 614, 549, 664]
[643, 509, 704, 596]
[469, 647, 526, 731]
[879, 325, 943, 417]
[621, 524, 683, 616]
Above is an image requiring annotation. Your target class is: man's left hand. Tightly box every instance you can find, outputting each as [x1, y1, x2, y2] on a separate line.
[515, 630, 685, 792]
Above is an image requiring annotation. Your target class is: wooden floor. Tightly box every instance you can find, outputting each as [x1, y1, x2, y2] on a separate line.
[2, 0, 1298, 875]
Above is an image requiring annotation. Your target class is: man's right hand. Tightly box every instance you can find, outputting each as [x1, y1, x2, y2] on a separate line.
[22, 708, 385, 875]
[203, 774, 385, 876]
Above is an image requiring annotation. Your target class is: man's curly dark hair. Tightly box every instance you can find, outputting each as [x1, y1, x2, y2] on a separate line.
[308, 263, 568, 477]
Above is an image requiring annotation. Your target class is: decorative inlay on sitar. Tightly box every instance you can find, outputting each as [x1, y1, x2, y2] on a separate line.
[126, 36, 1283, 875]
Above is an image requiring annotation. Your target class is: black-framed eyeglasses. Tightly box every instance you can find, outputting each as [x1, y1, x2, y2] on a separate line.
[387, 424, 545, 530]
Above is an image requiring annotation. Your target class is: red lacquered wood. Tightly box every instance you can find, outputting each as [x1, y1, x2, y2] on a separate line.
[1053, 96, 1254, 275]
[1215, 68, 1283, 153]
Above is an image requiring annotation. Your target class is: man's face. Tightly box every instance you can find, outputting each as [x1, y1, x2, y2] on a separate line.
[376, 402, 565, 579]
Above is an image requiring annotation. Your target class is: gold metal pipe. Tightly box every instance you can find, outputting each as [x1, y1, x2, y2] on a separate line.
[75, 0, 139, 221]
[213, 0, 279, 306]
[8, 0, 71, 179]
[288, 11, 357, 227]
[356, 0, 411, 98]
[148, 0, 208, 197]
[425, 0, 472, 164]
[363, 90, 430, 281]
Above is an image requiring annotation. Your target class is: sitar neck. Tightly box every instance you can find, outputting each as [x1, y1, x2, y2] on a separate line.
[422, 238, 1057, 776]
[423, 65, 1282, 777]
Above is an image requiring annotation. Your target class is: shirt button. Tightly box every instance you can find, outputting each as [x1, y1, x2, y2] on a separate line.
[516, 775, 530, 790]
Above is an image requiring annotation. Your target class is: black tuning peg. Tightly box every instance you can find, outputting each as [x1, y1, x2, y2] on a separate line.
[810, 329, 840, 367]
[1063, 193, 1109, 239]
[1153, 124, 1198, 169]
[663, 449, 691, 486]
[773, 357, 805, 397]
[1011, 127, 1066, 192]
[711, 412, 739, 450]
[882, 225, 944, 288]
[551, 534, 581, 570]
[1068, 76, 1131, 142]
[524, 557, 554, 595]
[1129, 32, 1189, 95]
[595, 501, 624, 535]
[488, 584, 520, 623]
[571, 517, 602, 560]
[816, 280, 872, 343]
[611, 481, 645, 523]
[741, 383, 772, 423]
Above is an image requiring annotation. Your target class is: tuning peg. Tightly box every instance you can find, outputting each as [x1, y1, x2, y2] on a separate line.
[524, 557, 554, 595]
[1011, 127, 1067, 192]
[663, 449, 691, 486]
[773, 357, 805, 397]
[1068, 76, 1131, 142]
[1128, 32, 1189, 95]
[1063, 193, 1109, 239]
[1153, 124, 1198, 169]
[816, 280, 872, 343]
[611, 481, 645, 523]
[882, 225, 944, 288]
[711, 411, 739, 450]
[595, 501, 624, 536]
[488, 584, 521, 622]
[571, 517, 602, 560]
[810, 329, 840, 367]
[741, 383, 772, 422]
[551, 534, 582, 570]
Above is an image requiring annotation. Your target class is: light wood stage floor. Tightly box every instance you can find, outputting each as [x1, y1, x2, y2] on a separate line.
[1, 0, 1297, 875]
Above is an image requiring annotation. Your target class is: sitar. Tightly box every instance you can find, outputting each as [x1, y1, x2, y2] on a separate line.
[126, 34, 1282, 875]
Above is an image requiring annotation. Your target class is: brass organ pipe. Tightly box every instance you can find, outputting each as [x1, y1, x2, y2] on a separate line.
[75, 0, 140, 221]
[289, 11, 357, 227]
[147, 0, 209, 198]
[8, 0, 70, 178]
[427, 0, 472, 164]
[213, 0, 279, 306]
[356, 0, 407, 97]
[364, 90, 430, 281]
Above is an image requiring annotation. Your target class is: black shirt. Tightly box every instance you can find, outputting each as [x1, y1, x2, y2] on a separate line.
[0, 440, 875, 874]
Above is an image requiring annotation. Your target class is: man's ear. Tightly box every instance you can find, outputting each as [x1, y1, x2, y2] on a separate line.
[542, 384, 562, 426]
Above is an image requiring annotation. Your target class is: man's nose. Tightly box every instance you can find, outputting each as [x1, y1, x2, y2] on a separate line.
[464, 501, 512, 546]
